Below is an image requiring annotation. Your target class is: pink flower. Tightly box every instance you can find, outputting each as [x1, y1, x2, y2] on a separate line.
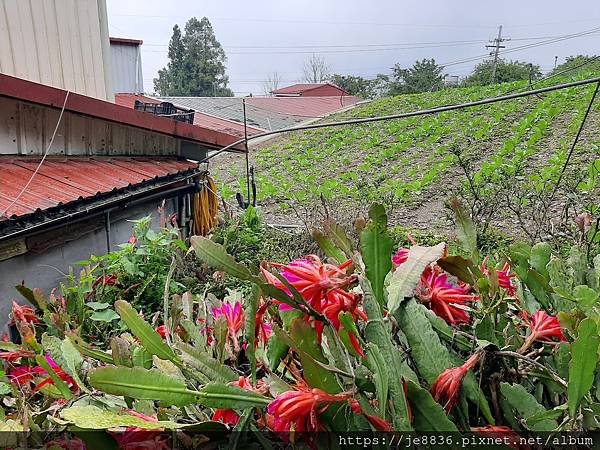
[392, 248, 409, 267]
[262, 256, 366, 356]
[481, 259, 517, 296]
[267, 387, 352, 433]
[254, 301, 273, 347]
[518, 310, 566, 353]
[45, 437, 87, 450]
[212, 301, 244, 352]
[416, 266, 477, 325]
[431, 352, 481, 413]
[261, 256, 356, 311]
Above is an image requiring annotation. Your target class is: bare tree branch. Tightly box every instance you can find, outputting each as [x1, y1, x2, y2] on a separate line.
[262, 72, 283, 96]
[302, 54, 330, 83]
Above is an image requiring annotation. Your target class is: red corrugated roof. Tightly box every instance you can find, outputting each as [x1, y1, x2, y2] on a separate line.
[247, 96, 360, 117]
[0, 157, 198, 220]
[0, 74, 244, 151]
[271, 83, 348, 95]
[114, 94, 264, 138]
[110, 37, 144, 46]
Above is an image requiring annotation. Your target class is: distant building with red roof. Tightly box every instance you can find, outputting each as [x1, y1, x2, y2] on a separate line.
[271, 83, 350, 97]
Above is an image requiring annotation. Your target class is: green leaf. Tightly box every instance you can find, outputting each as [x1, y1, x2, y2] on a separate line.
[322, 219, 353, 258]
[573, 285, 600, 313]
[15, 285, 47, 311]
[115, 301, 177, 363]
[568, 318, 600, 417]
[61, 405, 180, 430]
[525, 269, 552, 309]
[90, 309, 120, 322]
[530, 242, 552, 279]
[245, 285, 261, 383]
[175, 342, 237, 383]
[500, 383, 557, 431]
[437, 255, 479, 286]
[190, 236, 258, 282]
[286, 320, 340, 393]
[68, 335, 114, 364]
[360, 203, 393, 307]
[387, 243, 446, 313]
[366, 343, 388, 420]
[362, 278, 412, 431]
[86, 302, 110, 311]
[197, 383, 270, 409]
[312, 229, 346, 264]
[36, 355, 73, 400]
[449, 198, 478, 261]
[89, 366, 198, 407]
[406, 380, 458, 432]
[568, 245, 588, 286]
[395, 299, 452, 385]
[266, 332, 289, 371]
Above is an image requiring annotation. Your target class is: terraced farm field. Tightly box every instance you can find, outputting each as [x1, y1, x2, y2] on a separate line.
[212, 73, 600, 239]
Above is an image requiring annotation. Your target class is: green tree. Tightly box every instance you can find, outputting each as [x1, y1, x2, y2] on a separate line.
[154, 17, 233, 97]
[328, 74, 376, 98]
[463, 59, 541, 86]
[550, 55, 600, 76]
[389, 58, 444, 95]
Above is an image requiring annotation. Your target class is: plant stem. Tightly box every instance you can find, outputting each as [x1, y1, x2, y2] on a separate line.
[494, 350, 567, 389]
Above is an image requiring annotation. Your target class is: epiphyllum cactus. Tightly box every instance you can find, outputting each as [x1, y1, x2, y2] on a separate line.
[416, 266, 477, 325]
[261, 256, 366, 356]
[481, 258, 517, 296]
[518, 310, 566, 354]
[267, 387, 353, 433]
[431, 351, 482, 412]
[211, 301, 244, 352]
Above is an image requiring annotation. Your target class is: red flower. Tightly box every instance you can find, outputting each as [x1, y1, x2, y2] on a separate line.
[471, 426, 525, 450]
[212, 301, 244, 352]
[392, 248, 409, 267]
[431, 352, 481, 413]
[212, 408, 240, 426]
[8, 355, 77, 394]
[155, 325, 167, 340]
[109, 411, 169, 450]
[267, 387, 352, 432]
[128, 235, 137, 245]
[481, 259, 517, 296]
[254, 301, 272, 347]
[93, 274, 118, 289]
[261, 256, 356, 311]
[416, 266, 477, 325]
[212, 377, 266, 427]
[518, 310, 566, 353]
[348, 399, 393, 431]
[262, 256, 366, 356]
[9, 302, 40, 326]
[0, 348, 35, 362]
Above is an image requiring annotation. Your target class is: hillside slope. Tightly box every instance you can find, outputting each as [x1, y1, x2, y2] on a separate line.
[212, 73, 600, 239]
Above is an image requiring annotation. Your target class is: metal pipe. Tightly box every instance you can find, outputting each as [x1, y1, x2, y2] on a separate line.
[105, 211, 111, 252]
[196, 75, 600, 165]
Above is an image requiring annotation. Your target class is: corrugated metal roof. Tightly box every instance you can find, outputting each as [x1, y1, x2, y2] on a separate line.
[0, 157, 198, 220]
[158, 96, 361, 131]
[114, 94, 263, 138]
[271, 83, 347, 95]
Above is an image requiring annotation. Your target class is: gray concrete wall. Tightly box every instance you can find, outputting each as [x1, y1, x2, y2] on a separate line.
[0, 197, 177, 326]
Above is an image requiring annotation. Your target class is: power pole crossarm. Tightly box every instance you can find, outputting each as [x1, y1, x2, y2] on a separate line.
[485, 25, 509, 83]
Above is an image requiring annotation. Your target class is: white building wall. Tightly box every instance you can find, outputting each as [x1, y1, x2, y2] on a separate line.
[110, 43, 144, 94]
[0, 0, 113, 101]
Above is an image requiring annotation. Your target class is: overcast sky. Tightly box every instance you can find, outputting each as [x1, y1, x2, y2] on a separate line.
[105, 0, 600, 96]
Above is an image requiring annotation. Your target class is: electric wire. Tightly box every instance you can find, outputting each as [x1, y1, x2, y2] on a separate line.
[198, 76, 600, 164]
[1, 90, 70, 219]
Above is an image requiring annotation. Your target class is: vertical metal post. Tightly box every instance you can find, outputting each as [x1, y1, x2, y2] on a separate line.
[242, 98, 251, 203]
[105, 211, 111, 252]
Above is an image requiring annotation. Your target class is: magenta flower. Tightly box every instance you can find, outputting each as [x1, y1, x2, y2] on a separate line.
[392, 248, 409, 267]
[416, 266, 477, 325]
[212, 301, 244, 352]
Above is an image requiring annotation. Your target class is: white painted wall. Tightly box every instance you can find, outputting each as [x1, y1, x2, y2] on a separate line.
[0, 0, 113, 101]
[111, 43, 144, 94]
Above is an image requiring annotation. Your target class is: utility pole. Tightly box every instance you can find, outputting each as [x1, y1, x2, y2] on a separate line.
[486, 25, 509, 83]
